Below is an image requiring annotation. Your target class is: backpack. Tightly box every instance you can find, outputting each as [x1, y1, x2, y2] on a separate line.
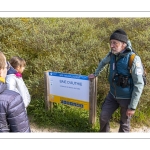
[128, 53, 147, 86]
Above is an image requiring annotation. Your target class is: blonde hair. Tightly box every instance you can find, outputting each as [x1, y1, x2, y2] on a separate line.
[9, 56, 26, 69]
[0, 51, 6, 69]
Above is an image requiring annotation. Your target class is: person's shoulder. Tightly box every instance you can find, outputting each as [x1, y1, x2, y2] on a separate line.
[133, 55, 142, 62]
[107, 52, 112, 56]
[3, 89, 20, 96]
[6, 74, 16, 79]
[6, 74, 23, 82]
[2, 89, 21, 102]
[6, 74, 17, 84]
[104, 52, 112, 58]
[6, 74, 15, 76]
[0, 89, 25, 116]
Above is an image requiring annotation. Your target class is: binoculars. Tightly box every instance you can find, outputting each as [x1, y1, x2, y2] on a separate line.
[113, 74, 129, 88]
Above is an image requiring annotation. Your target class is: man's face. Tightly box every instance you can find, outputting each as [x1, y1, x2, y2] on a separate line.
[110, 39, 126, 55]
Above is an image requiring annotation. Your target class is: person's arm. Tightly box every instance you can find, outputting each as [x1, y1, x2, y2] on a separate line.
[7, 94, 31, 132]
[89, 52, 111, 79]
[94, 52, 111, 76]
[128, 55, 144, 110]
[16, 78, 31, 108]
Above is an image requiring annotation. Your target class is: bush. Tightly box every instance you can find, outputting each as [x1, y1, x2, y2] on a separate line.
[1, 18, 150, 130]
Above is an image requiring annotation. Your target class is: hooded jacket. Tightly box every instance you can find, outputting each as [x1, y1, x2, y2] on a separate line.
[94, 41, 144, 109]
[6, 66, 31, 108]
[0, 82, 31, 132]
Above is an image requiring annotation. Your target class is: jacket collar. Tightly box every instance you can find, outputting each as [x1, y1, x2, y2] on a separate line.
[0, 77, 5, 83]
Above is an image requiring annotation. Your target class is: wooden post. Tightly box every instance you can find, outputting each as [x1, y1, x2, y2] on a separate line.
[89, 77, 98, 126]
[44, 71, 53, 111]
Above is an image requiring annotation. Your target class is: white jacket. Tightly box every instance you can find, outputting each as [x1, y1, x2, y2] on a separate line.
[6, 74, 31, 108]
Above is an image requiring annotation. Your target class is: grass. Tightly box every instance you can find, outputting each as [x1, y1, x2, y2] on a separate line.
[28, 99, 99, 132]
[27, 98, 150, 132]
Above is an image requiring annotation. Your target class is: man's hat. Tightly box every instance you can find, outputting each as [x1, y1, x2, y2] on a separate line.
[110, 29, 128, 43]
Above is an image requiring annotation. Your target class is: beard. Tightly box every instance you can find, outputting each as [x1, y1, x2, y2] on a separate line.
[111, 50, 119, 55]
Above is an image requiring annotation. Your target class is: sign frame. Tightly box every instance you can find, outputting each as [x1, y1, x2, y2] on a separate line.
[44, 70, 97, 125]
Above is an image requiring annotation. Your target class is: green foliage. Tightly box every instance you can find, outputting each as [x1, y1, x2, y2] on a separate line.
[1, 18, 150, 131]
[28, 99, 99, 132]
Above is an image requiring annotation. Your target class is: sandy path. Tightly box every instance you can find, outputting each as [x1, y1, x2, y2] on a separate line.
[30, 122, 150, 133]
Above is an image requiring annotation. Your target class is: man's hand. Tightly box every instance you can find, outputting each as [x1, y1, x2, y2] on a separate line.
[88, 74, 95, 79]
[126, 109, 135, 117]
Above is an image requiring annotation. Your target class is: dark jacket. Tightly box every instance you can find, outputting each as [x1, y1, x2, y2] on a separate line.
[0, 82, 31, 132]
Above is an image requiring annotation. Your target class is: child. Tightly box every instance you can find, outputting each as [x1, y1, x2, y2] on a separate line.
[6, 56, 31, 109]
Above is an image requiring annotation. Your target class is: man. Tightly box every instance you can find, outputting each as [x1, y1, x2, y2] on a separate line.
[0, 51, 31, 132]
[89, 29, 144, 132]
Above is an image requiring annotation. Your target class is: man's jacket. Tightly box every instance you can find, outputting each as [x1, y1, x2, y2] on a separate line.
[94, 43, 144, 109]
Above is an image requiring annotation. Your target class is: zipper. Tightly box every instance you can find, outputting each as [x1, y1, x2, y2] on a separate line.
[112, 55, 117, 98]
[112, 72, 117, 98]
[113, 54, 123, 98]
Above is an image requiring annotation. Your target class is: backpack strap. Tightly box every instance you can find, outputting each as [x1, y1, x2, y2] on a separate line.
[128, 53, 136, 73]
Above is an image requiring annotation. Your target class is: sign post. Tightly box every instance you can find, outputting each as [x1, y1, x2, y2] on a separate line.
[89, 77, 97, 125]
[44, 70, 53, 110]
